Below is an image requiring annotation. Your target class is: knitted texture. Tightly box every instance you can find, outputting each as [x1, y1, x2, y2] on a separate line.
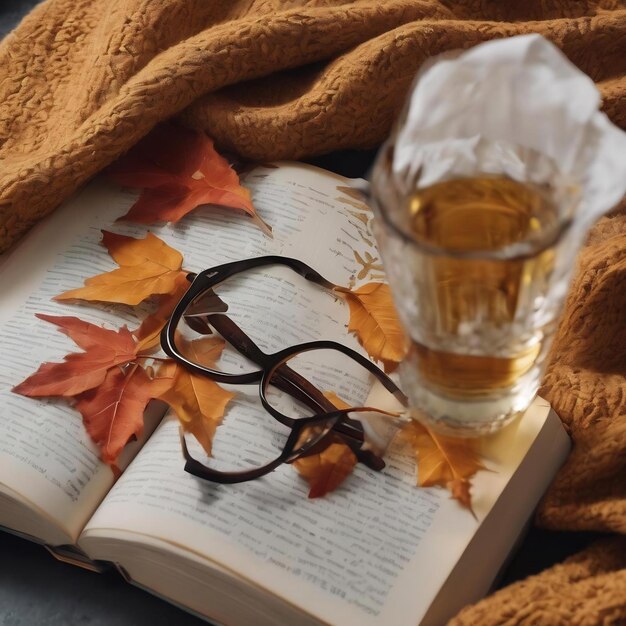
[1, 1, 625, 251]
[450, 537, 626, 626]
[1, 1, 625, 624]
[538, 208, 626, 536]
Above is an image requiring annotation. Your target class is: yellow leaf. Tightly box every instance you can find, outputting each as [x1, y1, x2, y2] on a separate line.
[400, 419, 485, 511]
[177, 335, 227, 368]
[157, 338, 234, 455]
[293, 390, 356, 498]
[336, 185, 369, 203]
[56, 231, 185, 306]
[336, 283, 407, 372]
[321, 390, 351, 410]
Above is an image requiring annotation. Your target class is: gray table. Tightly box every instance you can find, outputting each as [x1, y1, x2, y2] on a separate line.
[0, 532, 205, 626]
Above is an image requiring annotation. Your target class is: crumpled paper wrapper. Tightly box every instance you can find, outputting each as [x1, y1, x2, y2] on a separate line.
[390, 34, 626, 232]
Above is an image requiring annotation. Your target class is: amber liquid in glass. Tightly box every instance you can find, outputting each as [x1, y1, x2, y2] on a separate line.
[406, 176, 558, 399]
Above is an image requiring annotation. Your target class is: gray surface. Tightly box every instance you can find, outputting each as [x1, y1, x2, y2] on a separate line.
[0, 532, 206, 626]
[0, 0, 39, 38]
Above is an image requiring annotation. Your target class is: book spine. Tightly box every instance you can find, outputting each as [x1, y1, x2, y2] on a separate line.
[44, 544, 108, 573]
[1, 523, 108, 573]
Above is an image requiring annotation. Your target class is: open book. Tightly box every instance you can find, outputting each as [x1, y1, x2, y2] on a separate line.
[0, 162, 569, 626]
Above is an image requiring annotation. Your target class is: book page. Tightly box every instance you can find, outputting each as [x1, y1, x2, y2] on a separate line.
[76, 162, 449, 619]
[82, 403, 560, 626]
[135, 162, 383, 287]
[84, 415, 441, 619]
[0, 184, 169, 543]
[0, 161, 379, 543]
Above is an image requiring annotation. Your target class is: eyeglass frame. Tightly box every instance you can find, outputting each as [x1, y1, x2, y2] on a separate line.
[160, 255, 407, 484]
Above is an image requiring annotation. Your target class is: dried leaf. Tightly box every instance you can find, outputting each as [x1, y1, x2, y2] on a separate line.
[447, 479, 476, 518]
[294, 438, 357, 499]
[12, 316, 137, 397]
[134, 273, 190, 353]
[56, 231, 185, 306]
[35, 313, 129, 352]
[293, 390, 357, 498]
[176, 335, 226, 368]
[400, 420, 485, 511]
[321, 390, 351, 411]
[109, 124, 271, 234]
[157, 338, 234, 455]
[336, 283, 407, 372]
[75, 364, 173, 465]
[336, 185, 370, 204]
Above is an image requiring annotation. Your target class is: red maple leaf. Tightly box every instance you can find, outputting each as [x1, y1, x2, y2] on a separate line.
[12, 314, 181, 466]
[75, 364, 173, 465]
[108, 124, 271, 234]
[12, 315, 137, 397]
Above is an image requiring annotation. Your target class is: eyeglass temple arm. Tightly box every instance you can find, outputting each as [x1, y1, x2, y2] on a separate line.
[206, 313, 383, 470]
[188, 255, 337, 291]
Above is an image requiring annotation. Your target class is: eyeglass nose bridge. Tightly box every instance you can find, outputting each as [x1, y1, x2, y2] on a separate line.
[283, 411, 386, 473]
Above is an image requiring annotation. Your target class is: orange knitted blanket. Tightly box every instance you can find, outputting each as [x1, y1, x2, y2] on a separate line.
[1, 1, 625, 623]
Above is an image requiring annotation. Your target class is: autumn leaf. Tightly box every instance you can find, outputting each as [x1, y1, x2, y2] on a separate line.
[108, 124, 271, 234]
[157, 337, 235, 455]
[447, 478, 474, 512]
[400, 419, 485, 512]
[12, 314, 180, 467]
[293, 391, 357, 498]
[336, 184, 370, 205]
[400, 420, 485, 486]
[336, 283, 407, 372]
[295, 438, 357, 498]
[75, 364, 173, 465]
[12, 315, 137, 397]
[175, 334, 226, 367]
[56, 231, 186, 306]
[133, 273, 190, 353]
[321, 391, 351, 412]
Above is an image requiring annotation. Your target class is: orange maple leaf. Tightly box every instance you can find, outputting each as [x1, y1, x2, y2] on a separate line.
[157, 337, 235, 455]
[336, 283, 408, 372]
[447, 478, 474, 512]
[108, 124, 271, 234]
[293, 391, 357, 498]
[133, 273, 190, 353]
[56, 231, 186, 306]
[75, 364, 174, 465]
[12, 315, 138, 397]
[399, 419, 485, 513]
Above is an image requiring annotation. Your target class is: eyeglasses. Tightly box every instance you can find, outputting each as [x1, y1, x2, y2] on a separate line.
[161, 256, 408, 484]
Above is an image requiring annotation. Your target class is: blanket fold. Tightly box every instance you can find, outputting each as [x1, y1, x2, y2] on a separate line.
[1, 1, 625, 623]
[450, 537, 626, 626]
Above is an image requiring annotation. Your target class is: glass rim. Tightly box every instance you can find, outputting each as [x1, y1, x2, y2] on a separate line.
[370, 143, 575, 262]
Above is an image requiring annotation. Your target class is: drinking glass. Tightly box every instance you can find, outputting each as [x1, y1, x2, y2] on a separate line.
[370, 142, 584, 436]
